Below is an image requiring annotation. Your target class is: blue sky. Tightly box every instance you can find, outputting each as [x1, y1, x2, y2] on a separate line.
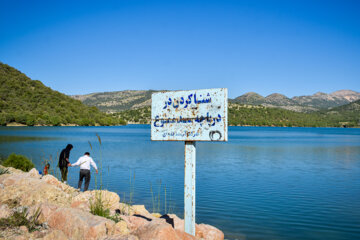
[0, 0, 359, 98]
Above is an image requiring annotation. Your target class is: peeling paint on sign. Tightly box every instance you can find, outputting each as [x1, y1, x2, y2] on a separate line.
[151, 88, 228, 141]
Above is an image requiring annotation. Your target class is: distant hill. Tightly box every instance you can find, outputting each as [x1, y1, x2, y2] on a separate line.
[321, 99, 360, 127]
[331, 99, 360, 112]
[72, 90, 158, 113]
[233, 92, 264, 105]
[231, 90, 360, 112]
[0, 63, 125, 126]
[72, 89, 360, 113]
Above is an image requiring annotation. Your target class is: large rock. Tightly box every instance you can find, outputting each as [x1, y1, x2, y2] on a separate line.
[104, 235, 139, 240]
[129, 205, 156, 220]
[121, 215, 151, 231]
[38, 203, 115, 239]
[0, 166, 225, 240]
[28, 168, 41, 179]
[41, 174, 78, 195]
[196, 224, 225, 240]
[0, 166, 23, 174]
[42, 229, 69, 240]
[0, 204, 12, 218]
[167, 214, 224, 240]
[0, 173, 73, 207]
[114, 202, 133, 216]
[112, 221, 130, 235]
[133, 220, 197, 240]
[71, 190, 120, 212]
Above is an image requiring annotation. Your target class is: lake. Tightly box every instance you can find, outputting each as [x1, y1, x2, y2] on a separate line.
[0, 125, 359, 240]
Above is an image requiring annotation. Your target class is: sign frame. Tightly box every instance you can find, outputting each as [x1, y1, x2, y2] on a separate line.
[151, 88, 228, 142]
[151, 88, 228, 236]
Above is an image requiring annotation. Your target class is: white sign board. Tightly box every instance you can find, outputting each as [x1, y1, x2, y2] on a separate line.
[151, 88, 228, 141]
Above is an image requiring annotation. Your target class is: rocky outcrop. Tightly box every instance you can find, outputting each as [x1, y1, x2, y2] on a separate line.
[35, 203, 115, 239]
[133, 220, 197, 240]
[0, 165, 224, 240]
[0, 170, 76, 208]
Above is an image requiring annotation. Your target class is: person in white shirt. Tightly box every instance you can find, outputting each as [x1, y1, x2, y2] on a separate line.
[70, 152, 98, 191]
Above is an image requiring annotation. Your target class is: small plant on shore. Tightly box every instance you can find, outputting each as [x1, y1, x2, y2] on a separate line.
[119, 195, 131, 215]
[96, 133, 103, 189]
[90, 192, 109, 217]
[149, 179, 175, 214]
[3, 153, 35, 172]
[128, 171, 135, 206]
[0, 167, 10, 175]
[89, 133, 103, 190]
[108, 213, 122, 223]
[117, 171, 136, 215]
[150, 180, 161, 213]
[0, 207, 42, 232]
[89, 192, 122, 223]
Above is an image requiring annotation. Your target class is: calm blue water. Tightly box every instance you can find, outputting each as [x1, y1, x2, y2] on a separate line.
[0, 125, 359, 240]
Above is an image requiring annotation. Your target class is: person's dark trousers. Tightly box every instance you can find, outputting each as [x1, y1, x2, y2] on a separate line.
[60, 167, 68, 182]
[78, 169, 91, 191]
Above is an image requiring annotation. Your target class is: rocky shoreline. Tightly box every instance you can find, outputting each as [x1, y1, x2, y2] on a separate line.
[0, 165, 224, 240]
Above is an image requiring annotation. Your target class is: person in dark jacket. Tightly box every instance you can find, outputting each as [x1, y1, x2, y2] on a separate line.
[58, 144, 73, 183]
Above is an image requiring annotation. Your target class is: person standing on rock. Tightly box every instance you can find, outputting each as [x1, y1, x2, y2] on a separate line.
[58, 143, 73, 183]
[69, 152, 98, 191]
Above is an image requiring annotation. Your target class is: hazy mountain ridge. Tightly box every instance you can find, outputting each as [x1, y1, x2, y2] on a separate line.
[72, 90, 158, 113]
[232, 90, 360, 112]
[72, 89, 360, 113]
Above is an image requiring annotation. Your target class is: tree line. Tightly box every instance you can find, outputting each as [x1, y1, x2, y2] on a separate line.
[114, 103, 359, 128]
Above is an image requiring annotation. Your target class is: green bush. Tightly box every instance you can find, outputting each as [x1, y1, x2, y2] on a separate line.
[3, 153, 35, 172]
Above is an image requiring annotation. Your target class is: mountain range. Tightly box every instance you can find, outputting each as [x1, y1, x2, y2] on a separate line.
[231, 90, 360, 112]
[72, 90, 360, 113]
[1, 61, 359, 127]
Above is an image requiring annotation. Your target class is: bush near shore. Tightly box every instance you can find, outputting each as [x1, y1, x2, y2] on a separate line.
[2, 153, 35, 172]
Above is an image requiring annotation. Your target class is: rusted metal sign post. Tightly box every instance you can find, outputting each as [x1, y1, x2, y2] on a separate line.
[151, 88, 228, 236]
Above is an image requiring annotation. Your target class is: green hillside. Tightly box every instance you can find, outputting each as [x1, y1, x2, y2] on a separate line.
[0, 63, 126, 126]
[320, 100, 360, 127]
[229, 104, 328, 127]
[114, 103, 360, 128]
[113, 107, 151, 124]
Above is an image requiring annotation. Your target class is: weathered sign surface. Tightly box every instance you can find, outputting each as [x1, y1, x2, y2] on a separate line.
[151, 88, 228, 141]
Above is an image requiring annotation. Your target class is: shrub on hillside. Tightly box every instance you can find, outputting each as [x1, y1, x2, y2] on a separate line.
[3, 153, 35, 172]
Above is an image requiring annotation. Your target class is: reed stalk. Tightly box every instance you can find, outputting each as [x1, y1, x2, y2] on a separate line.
[149, 179, 175, 215]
